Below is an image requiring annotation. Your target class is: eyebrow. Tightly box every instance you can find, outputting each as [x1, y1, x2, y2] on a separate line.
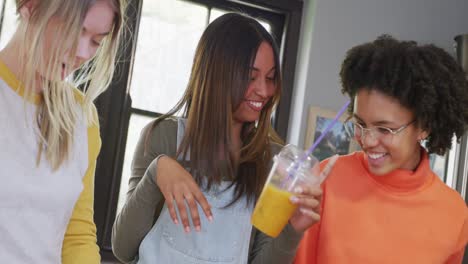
[250, 66, 276, 74]
[83, 26, 110, 37]
[352, 113, 397, 127]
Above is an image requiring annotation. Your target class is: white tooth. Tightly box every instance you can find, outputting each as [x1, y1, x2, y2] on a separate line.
[368, 153, 385, 159]
[249, 101, 262, 108]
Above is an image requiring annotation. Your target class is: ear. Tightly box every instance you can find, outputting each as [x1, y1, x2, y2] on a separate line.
[417, 130, 429, 142]
[19, 0, 38, 20]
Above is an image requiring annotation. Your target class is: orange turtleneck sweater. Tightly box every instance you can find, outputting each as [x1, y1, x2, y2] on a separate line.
[294, 151, 468, 264]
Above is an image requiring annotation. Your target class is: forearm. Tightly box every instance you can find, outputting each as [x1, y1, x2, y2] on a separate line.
[249, 224, 303, 264]
[112, 159, 164, 263]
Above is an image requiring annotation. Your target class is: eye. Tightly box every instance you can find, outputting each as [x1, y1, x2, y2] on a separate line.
[351, 121, 364, 133]
[376, 126, 392, 135]
[91, 40, 101, 47]
[355, 121, 365, 128]
[249, 73, 259, 81]
[266, 76, 275, 82]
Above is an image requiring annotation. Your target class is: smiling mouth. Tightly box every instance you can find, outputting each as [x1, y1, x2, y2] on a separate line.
[367, 152, 387, 160]
[246, 100, 264, 111]
[366, 152, 389, 167]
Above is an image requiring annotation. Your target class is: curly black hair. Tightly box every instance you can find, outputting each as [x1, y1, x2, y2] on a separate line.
[340, 35, 468, 155]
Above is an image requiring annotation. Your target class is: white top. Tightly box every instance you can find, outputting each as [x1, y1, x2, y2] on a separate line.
[0, 77, 90, 263]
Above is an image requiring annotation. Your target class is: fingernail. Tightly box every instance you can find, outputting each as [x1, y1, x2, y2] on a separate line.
[195, 225, 201, 232]
[290, 196, 299, 203]
[184, 226, 190, 233]
[294, 187, 303, 194]
[208, 215, 213, 222]
[173, 219, 179, 225]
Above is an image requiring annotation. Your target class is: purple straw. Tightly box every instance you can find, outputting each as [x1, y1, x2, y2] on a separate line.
[284, 100, 351, 190]
[304, 100, 351, 158]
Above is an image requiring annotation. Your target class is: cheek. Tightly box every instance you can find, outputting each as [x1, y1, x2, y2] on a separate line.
[244, 83, 255, 98]
[90, 45, 100, 58]
[268, 82, 277, 96]
[387, 135, 419, 159]
[232, 103, 246, 121]
[42, 30, 55, 59]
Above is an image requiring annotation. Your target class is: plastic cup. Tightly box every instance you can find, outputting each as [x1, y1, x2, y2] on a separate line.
[251, 144, 319, 237]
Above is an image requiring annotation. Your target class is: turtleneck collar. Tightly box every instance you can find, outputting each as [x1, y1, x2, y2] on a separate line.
[358, 148, 434, 193]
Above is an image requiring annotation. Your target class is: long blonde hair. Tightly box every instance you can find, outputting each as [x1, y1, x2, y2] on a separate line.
[15, 0, 125, 170]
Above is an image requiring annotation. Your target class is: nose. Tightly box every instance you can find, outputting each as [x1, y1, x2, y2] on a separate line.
[76, 37, 93, 63]
[254, 78, 275, 98]
[360, 128, 379, 148]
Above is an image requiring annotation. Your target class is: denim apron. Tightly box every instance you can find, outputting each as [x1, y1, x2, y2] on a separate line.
[137, 119, 253, 264]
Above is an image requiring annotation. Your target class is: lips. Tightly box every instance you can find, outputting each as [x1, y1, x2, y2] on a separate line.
[368, 152, 386, 159]
[246, 100, 264, 111]
[367, 152, 388, 167]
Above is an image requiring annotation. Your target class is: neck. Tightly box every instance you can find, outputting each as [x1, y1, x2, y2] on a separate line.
[406, 147, 423, 172]
[0, 32, 42, 93]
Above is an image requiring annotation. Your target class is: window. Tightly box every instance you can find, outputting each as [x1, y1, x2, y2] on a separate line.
[0, 0, 17, 49]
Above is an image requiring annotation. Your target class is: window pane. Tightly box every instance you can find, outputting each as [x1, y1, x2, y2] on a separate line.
[129, 0, 208, 113]
[210, 8, 271, 33]
[0, 0, 18, 49]
[116, 114, 154, 214]
[429, 153, 447, 181]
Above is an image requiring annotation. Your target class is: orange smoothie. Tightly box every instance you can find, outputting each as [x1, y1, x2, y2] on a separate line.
[251, 183, 297, 237]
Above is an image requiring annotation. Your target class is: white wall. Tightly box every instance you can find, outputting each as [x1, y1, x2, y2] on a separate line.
[288, 0, 468, 148]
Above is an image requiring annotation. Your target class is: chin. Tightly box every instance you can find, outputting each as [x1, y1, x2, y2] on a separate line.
[367, 163, 395, 176]
[242, 115, 260, 123]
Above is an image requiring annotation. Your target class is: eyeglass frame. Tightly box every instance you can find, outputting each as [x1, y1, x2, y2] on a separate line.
[349, 119, 416, 142]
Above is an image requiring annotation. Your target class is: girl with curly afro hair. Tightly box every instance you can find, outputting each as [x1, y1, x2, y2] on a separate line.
[295, 35, 468, 264]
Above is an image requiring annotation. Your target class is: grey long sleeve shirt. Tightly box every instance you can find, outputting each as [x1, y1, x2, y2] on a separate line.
[111, 118, 303, 264]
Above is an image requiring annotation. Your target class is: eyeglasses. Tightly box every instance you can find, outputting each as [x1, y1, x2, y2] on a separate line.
[350, 120, 415, 143]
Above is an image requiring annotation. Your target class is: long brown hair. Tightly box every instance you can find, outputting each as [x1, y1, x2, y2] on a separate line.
[149, 13, 283, 205]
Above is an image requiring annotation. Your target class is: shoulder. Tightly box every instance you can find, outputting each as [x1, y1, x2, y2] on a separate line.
[71, 86, 99, 128]
[140, 117, 178, 157]
[429, 176, 468, 248]
[86, 106, 101, 157]
[72, 88, 101, 158]
[142, 117, 178, 141]
[320, 151, 362, 170]
[431, 177, 468, 215]
[319, 152, 365, 188]
[72, 87, 86, 105]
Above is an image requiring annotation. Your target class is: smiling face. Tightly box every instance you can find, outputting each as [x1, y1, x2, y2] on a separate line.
[353, 89, 428, 175]
[233, 41, 277, 124]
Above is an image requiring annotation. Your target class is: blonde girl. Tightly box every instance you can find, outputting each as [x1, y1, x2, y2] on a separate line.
[0, 0, 124, 263]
